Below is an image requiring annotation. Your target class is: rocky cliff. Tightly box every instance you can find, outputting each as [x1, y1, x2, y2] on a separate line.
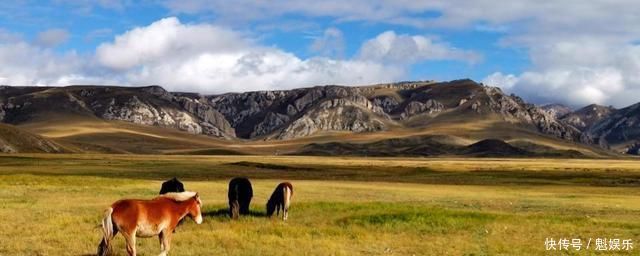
[560, 104, 615, 131]
[583, 103, 640, 153]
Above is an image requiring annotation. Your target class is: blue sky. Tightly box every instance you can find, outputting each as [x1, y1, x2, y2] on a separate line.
[1, 1, 639, 107]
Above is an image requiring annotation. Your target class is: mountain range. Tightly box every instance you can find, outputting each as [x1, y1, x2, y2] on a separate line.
[0, 79, 636, 157]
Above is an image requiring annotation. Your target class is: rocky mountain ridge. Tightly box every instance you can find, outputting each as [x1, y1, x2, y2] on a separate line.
[0, 80, 637, 154]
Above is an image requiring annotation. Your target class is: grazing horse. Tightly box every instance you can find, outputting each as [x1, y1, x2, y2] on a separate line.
[159, 177, 185, 194]
[266, 182, 293, 221]
[228, 177, 253, 219]
[97, 191, 203, 256]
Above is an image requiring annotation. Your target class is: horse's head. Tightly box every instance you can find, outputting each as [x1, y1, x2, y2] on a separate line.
[266, 200, 276, 216]
[188, 193, 203, 224]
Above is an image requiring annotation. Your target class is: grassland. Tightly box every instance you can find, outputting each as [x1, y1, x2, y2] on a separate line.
[1, 155, 640, 255]
[11, 112, 614, 158]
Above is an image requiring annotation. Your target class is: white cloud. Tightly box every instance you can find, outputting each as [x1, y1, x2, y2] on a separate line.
[482, 72, 518, 90]
[309, 27, 345, 58]
[0, 17, 484, 95]
[0, 40, 110, 86]
[358, 31, 481, 64]
[484, 41, 640, 107]
[162, 0, 640, 107]
[94, 17, 413, 92]
[96, 17, 249, 70]
[0, 29, 22, 43]
[35, 28, 69, 47]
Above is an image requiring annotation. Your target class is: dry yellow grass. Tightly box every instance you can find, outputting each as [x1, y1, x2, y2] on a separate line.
[0, 155, 639, 255]
[15, 113, 611, 157]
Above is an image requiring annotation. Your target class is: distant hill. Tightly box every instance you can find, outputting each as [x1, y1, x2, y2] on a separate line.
[297, 136, 585, 158]
[584, 103, 640, 154]
[0, 80, 633, 157]
[560, 104, 615, 131]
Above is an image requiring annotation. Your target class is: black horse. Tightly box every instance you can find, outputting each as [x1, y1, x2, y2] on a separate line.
[266, 182, 293, 220]
[228, 177, 253, 219]
[159, 177, 185, 194]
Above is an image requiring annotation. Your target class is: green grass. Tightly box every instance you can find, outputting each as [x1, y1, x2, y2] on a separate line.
[0, 155, 639, 255]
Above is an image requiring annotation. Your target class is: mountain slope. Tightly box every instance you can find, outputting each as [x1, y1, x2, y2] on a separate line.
[297, 136, 585, 158]
[0, 85, 235, 139]
[0, 80, 624, 156]
[561, 104, 615, 131]
[584, 103, 640, 153]
[203, 79, 582, 141]
[0, 123, 64, 153]
[541, 104, 573, 118]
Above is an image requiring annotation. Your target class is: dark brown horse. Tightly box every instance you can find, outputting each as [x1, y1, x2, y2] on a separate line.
[97, 191, 203, 256]
[266, 182, 293, 221]
[159, 177, 185, 194]
[228, 177, 253, 219]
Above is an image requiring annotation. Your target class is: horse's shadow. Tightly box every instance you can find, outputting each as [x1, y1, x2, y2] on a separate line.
[204, 208, 267, 218]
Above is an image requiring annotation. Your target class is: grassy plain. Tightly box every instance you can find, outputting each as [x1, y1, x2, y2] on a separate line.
[0, 155, 639, 255]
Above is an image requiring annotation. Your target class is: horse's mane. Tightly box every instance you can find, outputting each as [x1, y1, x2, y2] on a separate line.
[158, 191, 197, 202]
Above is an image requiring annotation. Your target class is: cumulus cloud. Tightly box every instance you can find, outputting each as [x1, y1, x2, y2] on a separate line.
[96, 17, 249, 70]
[484, 41, 640, 107]
[482, 72, 517, 90]
[95, 17, 411, 92]
[35, 28, 69, 47]
[0, 40, 109, 86]
[8, 17, 472, 92]
[358, 31, 481, 64]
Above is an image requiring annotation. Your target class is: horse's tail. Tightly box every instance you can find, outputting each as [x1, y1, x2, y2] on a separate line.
[97, 207, 114, 256]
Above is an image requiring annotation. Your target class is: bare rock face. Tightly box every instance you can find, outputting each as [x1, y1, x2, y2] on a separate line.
[207, 90, 293, 138]
[176, 96, 235, 137]
[400, 100, 444, 119]
[372, 96, 399, 113]
[98, 92, 234, 138]
[251, 112, 290, 138]
[274, 97, 388, 140]
[457, 86, 581, 141]
[560, 104, 615, 131]
[207, 86, 387, 139]
[541, 104, 573, 118]
[100, 96, 224, 137]
[0, 86, 237, 139]
[584, 103, 640, 151]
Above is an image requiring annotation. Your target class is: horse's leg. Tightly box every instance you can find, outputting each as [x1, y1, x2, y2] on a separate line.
[123, 230, 137, 256]
[230, 200, 240, 219]
[283, 205, 288, 221]
[159, 231, 165, 252]
[98, 227, 118, 256]
[159, 230, 173, 256]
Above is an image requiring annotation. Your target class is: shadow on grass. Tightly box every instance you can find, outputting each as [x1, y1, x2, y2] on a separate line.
[204, 208, 268, 218]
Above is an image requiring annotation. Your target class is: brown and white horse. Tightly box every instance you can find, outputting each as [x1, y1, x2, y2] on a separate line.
[266, 182, 293, 221]
[97, 191, 203, 256]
